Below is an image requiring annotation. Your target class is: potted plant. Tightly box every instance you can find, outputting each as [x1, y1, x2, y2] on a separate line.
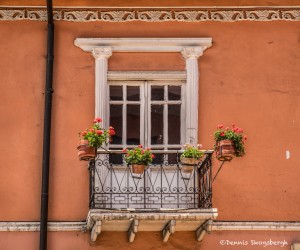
[180, 143, 204, 173]
[214, 124, 247, 161]
[123, 145, 154, 174]
[77, 117, 115, 161]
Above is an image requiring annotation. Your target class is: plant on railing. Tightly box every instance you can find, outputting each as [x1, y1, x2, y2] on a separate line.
[214, 124, 247, 161]
[180, 143, 204, 174]
[77, 117, 115, 161]
[123, 145, 154, 174]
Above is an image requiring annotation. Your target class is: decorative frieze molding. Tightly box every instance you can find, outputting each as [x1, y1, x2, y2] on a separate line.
[0, 7, 299, 22]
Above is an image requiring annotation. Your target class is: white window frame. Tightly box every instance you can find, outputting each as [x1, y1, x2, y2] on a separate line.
[108, 76, 185, 150]
[74, 38, 213, 146]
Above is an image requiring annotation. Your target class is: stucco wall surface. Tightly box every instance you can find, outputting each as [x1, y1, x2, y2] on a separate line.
[0, 231, 300, 250]
[0, 20, 299, 223]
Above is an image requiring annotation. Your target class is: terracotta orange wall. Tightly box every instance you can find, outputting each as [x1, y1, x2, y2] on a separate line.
[0, 231, 300, 250]
[0, 20, 299, 222]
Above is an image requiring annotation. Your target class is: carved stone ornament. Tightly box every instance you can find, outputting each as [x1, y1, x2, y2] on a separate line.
[182, 47, 203, 59]
[92, 47, 112, 60]
[0, 7, 299, 22]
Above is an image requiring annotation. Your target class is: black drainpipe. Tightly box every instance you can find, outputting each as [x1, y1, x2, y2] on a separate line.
[39, 0, 54, 249]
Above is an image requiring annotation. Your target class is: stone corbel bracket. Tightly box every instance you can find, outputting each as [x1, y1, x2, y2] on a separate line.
[196, 219, 213, 242]
[86, 208, 218, 242]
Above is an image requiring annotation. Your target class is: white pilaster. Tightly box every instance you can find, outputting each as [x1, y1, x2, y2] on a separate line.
[92, 47, 112, 129]
[182, 47, 203, 146]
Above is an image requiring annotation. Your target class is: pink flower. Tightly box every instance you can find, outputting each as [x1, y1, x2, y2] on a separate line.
[138, 145, 143, 148]
[94, 117, 102, 123]
[96, 130, 102, 135]
[109, 126, 114, 130]
[122, 148, 127, 153]
[109, 129, 116, 135]
[151, 154, 155, 159]
[238, 128, 244, 133]
[81, 131, 87, 136]
[244, 135, 248, 140]
[217, 124, 224, 129]
[141, 150, 145, 154]
[89, 129, 94, 133]
[146, 147, 151, 151]
[225, 127, 230, 131]
[220, 132, 225, 136]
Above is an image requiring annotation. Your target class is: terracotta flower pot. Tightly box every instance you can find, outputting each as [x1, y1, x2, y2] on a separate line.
[180, 157, 199, 174]
[131, 164, 146, 174]
[216, 139, 235, 161]
[77, 140, 96, 161]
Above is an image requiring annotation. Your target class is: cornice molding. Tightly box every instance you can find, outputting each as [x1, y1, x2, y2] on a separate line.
[74, 38, 212, 53]
[1, 221, 300, 232]
[0, 7, 299, 22]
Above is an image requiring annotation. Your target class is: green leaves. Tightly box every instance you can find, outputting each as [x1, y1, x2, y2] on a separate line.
[79, 118, 114, 148]
[124, 146, 154, 165]
[181, 144, 204, 160]
[214, 124, 247, 157]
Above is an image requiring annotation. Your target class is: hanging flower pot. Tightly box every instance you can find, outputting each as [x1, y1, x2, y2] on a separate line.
[77, 140, 96, 161]
[180, 144, 204, 174]
[131, 164, 146, 174]
[123, 145, 154, 176]
[77, 118, 115, 161]
[215, 139, 235, 161]
[214, 124, 247, 161]
[180, 157, 198, 173]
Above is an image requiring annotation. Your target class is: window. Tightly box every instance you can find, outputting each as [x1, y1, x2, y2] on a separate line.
[109, 80, 185, 151]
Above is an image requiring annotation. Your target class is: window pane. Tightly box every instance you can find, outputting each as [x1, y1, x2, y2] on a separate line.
[109, 148, 123, 165]
[151, 86, 164, 101]
[151, 105, 164, 145]
[168, 105, 180, 144]
[110, 105, 122, 145]
[168, 86, 181, 100]
[152, 148, 164, 165]
[110, 86, 123, 101]
[127, 105, 140, 145]
[168, 149, 181, 165]
[127, 86, 140, 101]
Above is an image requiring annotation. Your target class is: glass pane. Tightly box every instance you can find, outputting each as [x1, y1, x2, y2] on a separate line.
[168, 148, 181, 165]
[110, 86, 123, 101]
[151, 86, 164, 101]
[168, 105, 180, 144]
[151, 105, 164, 145]
[127, 86, 140, 101]
[110, 105, 122, 145]
[152, 148, 164, 165]
[109, 148, 123, 165]
[127, 105, 140, 145]
[168, 86, 181, 100]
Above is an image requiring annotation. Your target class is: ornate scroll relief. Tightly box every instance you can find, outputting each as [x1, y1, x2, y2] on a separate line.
[0, 8, 299, 22]
[100, 11, 135, 22]
[0, 10, 25, 20]
[137, 11, 172, 21]
[175, 11, 209, 21]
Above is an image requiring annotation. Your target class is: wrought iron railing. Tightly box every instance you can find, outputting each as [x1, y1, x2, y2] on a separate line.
[89, 150, 213, 210]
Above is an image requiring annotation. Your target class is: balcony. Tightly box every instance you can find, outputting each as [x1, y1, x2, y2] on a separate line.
[87, 150, 218, 242]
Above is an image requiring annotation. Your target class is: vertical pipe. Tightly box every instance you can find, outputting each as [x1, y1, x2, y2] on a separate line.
[39, 0, 54, 249]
